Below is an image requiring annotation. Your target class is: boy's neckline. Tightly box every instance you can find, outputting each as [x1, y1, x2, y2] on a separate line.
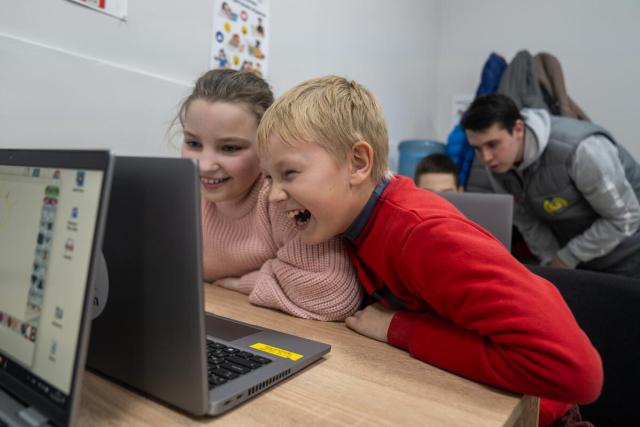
[343, 176, 391, 242]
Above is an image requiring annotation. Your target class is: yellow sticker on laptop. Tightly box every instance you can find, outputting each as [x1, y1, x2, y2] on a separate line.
[250, 343, 304, 361]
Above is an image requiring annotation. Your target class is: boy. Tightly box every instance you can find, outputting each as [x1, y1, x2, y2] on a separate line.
[462, 93, 640, 277]
[414, 153, 463, 192]
[257, 76, 602, 426]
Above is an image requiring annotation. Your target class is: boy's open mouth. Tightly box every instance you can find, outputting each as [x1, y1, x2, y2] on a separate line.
[288, 209, 311, 228]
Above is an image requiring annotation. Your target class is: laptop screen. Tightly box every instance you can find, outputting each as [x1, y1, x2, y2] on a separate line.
[0, 164, 104, 411]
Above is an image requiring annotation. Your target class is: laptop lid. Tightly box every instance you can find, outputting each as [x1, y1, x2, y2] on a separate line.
[88, 156, 330, 417]
[437, 191, 514, 250]
[0, 149, 112, 426]
[88, 156, 209, 415]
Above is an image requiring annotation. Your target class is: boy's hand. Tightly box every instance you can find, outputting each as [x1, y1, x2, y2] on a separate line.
[550, 255, 569, 269]
[345, 303, 395, 343]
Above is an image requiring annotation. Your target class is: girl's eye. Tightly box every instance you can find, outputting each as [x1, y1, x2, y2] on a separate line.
[184, 140, 201, 149]
[222, 145, 242, 152]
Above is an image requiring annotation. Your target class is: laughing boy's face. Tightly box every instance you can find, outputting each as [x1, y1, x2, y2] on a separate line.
[260, 135, 357, 244]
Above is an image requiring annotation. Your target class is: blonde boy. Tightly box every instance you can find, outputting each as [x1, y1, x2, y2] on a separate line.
[257, 76, 602, 426]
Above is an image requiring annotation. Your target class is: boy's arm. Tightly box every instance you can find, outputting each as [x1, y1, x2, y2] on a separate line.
[390, 218, 602, 405]
[487, 170, 559, 264]
[513, 199, 560, 265]
[556, 136, 640, 267]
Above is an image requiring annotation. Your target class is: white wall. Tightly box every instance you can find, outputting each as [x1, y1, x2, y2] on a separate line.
[0, 0, 438, 170]
[0, 0, 213, 156]
[433, 0, 640, 159]
[269, 0, 438, 171]
[2, 1, 639, 164]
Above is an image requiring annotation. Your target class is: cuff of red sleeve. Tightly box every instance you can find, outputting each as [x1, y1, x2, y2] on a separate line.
[556, 247, 580, 268]
[539, 398, 572, 427]
[387, 311, 416, 350]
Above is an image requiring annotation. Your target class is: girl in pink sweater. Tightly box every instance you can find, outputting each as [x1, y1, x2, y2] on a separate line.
[175, 69, 362, 320]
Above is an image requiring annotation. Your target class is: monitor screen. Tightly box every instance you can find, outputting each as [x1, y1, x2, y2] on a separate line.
[0, 164, 103, 408]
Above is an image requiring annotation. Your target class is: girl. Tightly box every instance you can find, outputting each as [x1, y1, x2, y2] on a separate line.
[176, 69, 362, 320]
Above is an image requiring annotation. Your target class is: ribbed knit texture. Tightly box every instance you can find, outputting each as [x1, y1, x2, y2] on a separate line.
[201, 175, 363, 320]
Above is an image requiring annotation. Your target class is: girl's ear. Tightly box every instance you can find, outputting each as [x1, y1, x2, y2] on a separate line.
[349, 141, 374, 185]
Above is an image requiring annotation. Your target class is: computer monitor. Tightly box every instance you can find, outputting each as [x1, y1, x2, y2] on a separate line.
[0, 149, 112, 426]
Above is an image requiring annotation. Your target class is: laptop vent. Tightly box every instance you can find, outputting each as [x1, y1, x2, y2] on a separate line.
[247, 369, 291, 397]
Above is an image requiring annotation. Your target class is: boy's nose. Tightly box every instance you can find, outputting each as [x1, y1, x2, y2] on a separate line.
[479, 148, 493, 164]
[268, 182, 287, 203]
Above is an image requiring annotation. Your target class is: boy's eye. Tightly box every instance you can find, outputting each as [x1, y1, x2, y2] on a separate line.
[284, 170, 298, 178]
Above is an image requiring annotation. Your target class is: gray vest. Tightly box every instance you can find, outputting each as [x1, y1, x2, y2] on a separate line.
[494, 116, 640, 268]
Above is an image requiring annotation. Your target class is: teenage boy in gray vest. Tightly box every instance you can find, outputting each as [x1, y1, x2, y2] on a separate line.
[462, 94, 640, 278]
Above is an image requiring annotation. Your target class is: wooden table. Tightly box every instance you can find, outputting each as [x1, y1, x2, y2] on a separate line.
[78, 284, 538, 426]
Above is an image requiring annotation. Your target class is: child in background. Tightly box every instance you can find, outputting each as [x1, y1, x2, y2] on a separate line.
[414, 153, 463, 192]
[257, 75, 603, 426]
[175, 69, 362, 320]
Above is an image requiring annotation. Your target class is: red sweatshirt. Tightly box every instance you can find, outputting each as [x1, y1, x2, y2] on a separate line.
[344, 176, 603, 426]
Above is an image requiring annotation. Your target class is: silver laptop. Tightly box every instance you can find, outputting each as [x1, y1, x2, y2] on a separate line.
[437, 191, 514, 250]
[87, 156, 330, 416]
[0, 149, 113, 426]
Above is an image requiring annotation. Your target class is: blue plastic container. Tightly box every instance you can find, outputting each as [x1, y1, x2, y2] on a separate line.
[397, 140, 446, 179]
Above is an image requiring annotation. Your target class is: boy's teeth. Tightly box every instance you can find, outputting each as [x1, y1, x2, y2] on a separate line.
[287, 209, 303, 218]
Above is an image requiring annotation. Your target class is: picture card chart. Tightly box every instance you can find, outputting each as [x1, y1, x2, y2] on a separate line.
[211, 0, 269, 78]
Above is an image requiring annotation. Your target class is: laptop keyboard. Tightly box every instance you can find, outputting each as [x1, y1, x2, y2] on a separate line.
[206, 340, 271, 389]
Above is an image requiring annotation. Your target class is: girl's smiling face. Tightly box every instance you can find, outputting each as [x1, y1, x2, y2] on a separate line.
[181, 100, 261, 205]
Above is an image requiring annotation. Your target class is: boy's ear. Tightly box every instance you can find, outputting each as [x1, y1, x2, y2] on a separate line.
[513, 119, 525, 140]
[349, 141, 374, 185]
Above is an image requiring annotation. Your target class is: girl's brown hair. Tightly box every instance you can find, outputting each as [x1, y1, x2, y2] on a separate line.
[177, 69, 274, 127]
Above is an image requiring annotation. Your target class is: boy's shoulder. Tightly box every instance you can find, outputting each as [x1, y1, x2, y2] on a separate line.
[380, 176, 462, 222]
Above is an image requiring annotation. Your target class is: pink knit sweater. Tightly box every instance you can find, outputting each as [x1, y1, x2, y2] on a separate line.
[201, 175, 363, 320]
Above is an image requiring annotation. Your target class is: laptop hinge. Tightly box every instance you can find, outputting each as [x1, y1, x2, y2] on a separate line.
[17, 407, 49, 427]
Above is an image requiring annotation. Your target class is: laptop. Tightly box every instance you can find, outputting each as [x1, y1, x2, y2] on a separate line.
[87, 156, 330, 416]
[437, 191, 514, 250]
[0, 149, 113, 426]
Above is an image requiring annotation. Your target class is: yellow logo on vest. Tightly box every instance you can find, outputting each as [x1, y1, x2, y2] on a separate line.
[543, 197, 568, 214]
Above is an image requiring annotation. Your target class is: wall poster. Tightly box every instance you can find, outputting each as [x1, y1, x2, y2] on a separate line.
[211, 0, 269, 78]
[66, 0, 128, 20]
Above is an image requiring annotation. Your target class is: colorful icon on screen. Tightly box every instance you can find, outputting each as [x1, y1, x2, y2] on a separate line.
[76, 171, 85, 187]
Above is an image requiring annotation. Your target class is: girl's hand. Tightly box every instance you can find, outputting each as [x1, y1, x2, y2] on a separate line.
[213, 277, 243, 292]
[345, 303, 395, 343]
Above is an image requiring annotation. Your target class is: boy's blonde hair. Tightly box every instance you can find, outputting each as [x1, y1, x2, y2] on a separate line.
[257, 75, 390, 182]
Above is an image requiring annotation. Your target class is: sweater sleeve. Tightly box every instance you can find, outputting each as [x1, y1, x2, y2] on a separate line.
[245, 185, 363, 321]
[557, 135, 640, 266]
[248, 236, 363, 320]
[387, 217, 603, 406]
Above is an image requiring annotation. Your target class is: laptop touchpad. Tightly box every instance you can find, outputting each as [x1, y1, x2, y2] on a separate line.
[205, 314, 261, 341]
